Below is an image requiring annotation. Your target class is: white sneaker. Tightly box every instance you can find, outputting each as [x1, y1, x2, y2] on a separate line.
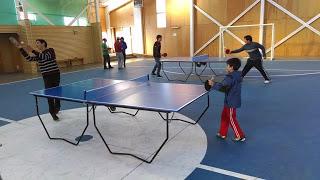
[264, 80, 271, 84]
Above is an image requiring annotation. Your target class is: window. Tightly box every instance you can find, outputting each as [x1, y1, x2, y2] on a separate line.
[28, 13, 37, 21]
[78, 17, 87, 26]
[19, 12, 37, 21]
[63, 17, 74, 26]
[156, 0, 166, 28]
[64, 17, 88, 26]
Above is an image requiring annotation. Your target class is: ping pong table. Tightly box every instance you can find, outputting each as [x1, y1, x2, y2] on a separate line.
[161, 55, 228, 82]
[30, 75, 209, 163]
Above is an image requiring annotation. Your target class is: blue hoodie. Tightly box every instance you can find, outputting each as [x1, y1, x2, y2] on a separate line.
[212, 71, 242, 108]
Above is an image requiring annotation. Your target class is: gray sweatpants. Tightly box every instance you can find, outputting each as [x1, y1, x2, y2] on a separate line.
[116, 52, 124, 68]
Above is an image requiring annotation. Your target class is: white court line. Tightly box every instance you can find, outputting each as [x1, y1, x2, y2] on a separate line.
[130, 65, 320, 72]
[1, 63, 320, 86]
[0, 66, 101, 86]
[244, 71, 320, 77]
[198, 164, 265, 180]
[162, 70, 320, 77]
[0, 117, 16, 123]
[0, 59, 146, 86]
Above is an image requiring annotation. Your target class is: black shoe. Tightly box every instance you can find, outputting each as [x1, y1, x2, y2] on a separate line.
[51, 114, 59, 121]
[233, 137, 246, 142]
[109, 66, 113, 69]
[157, 75, 162, 78]
[151, 72, 156, 75]
[104, 67, 107, 69]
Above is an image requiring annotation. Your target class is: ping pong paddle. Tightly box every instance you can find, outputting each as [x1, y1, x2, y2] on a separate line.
[9, 36, 23, 48]
[162, 53, 167, 57]
[204, 80, 212, 91]
[225, 48, 231, 54]
[204, 76, 215, 91]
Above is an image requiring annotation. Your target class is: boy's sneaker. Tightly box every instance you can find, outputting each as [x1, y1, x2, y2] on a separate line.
[264, 80, 271, 84]
[216, 133, 226, 140]
[151, 72, 156, 75]
[157, 75, 162, 78]
[233, 137, 246, 142]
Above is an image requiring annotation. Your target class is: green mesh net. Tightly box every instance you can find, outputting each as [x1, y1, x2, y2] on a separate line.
[25, 0, 89, 26]
[0, 0, 18, 25]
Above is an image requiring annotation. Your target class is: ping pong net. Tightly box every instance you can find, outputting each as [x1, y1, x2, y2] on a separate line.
[83, 75, 150, 102]
[191, 54, 209, 62]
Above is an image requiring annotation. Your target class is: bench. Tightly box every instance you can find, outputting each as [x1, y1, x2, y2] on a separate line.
[57, 59, 71, 68]
[70, 57, 84, 66]
[56, 57, 84, 68]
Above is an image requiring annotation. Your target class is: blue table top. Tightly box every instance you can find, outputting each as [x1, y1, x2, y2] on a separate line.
[30, 78, 123, 102]
[30, 76, 208, 112]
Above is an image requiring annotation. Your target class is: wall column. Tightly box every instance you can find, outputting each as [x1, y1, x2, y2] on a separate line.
[132, 6, 144, 54]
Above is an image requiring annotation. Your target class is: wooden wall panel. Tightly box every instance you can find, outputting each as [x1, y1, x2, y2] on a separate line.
[0, 33, 23, 73]
[27, 26, 97, 64]
[0, 26, 20, 34]
[110, 2, 134, 28]
[143, 0, 190, 57]
[116, 0, 320, 58]
[100, 7, 107, 32]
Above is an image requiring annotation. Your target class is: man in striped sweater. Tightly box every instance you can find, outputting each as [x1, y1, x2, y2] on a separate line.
[17, 39, 61, 120]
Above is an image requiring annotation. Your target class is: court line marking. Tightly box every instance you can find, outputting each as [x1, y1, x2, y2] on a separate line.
[162, 70, 320, 77]
[197, 164, 265, 180]
[1, 63, 320, 86]
[0, 117, 16, 123]
[0, 59, 146, 86]
[130, 65, 320, 72]
[122, 118, 197, 179]
[0, 66, 101, 86]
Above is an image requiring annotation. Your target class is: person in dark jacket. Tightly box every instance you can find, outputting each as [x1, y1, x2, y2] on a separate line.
[208, 58, 246, 142]
[151, 35, 162, 77]
[16, 39, 61, 121]
[114, 37, 124, 69]
[227, 35, 271, 84]
[120, 37, 127, 67]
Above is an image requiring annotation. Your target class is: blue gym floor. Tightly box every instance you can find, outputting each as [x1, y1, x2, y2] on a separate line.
[1, 59, 320, 179]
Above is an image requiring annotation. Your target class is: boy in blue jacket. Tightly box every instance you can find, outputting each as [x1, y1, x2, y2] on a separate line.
[208, 58, 246, 142]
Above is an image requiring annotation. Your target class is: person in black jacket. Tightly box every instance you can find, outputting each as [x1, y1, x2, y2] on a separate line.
[227, 35, 271, 84]
[120, 37, 127, 67]
[151, 35, 162, 77]
[15, 39, 61, 120]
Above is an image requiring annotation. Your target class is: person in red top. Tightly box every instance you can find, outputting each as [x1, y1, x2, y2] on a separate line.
[114, 37, 124, 69]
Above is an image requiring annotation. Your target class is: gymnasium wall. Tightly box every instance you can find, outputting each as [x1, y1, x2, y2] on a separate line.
[109, 2, 134, 43]
[0, 22, 101, 74]
[143, 0, 190, 57]
[0, 33, 23, 73]
[24, 25, 99, 62]
[141, 0, 320, 59]
[110, 2, 134, 28]
[100, 7, 107, 32]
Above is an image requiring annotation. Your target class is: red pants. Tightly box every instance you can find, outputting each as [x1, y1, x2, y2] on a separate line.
[219, 106, 245, 138]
